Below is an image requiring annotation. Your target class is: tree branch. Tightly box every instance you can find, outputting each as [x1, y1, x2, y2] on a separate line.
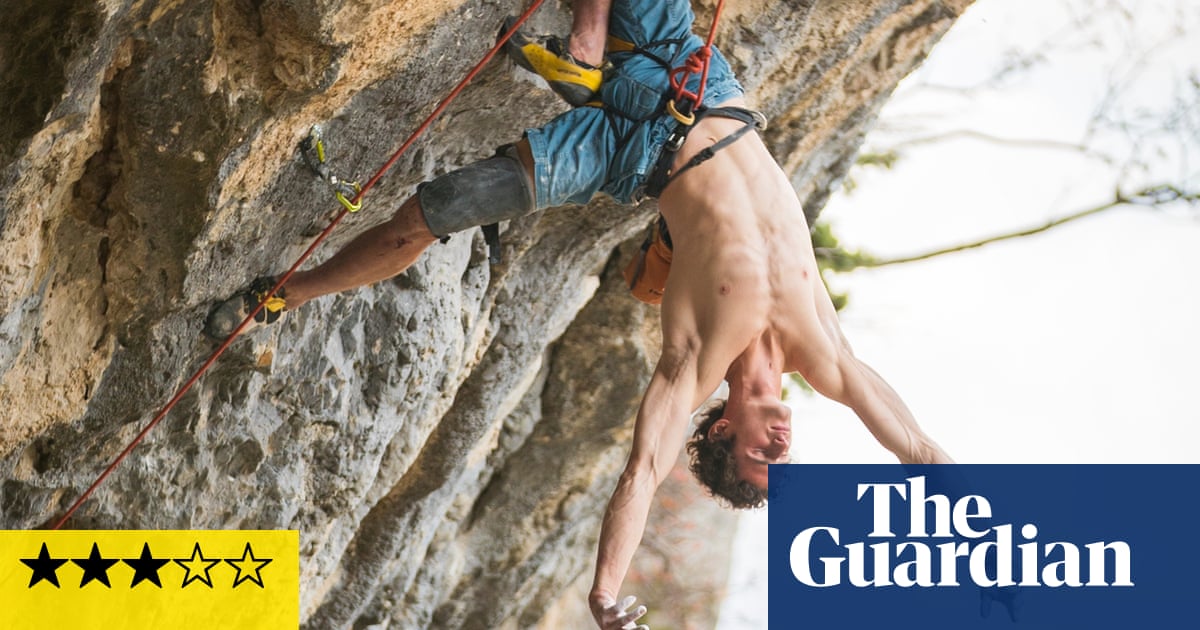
[817, 184, 1199, 271]
[883, 129, 1117, 165]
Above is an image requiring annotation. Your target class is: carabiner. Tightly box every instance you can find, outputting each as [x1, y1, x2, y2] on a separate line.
[334, 181, 363, 212]
[666, 99, 696, 126]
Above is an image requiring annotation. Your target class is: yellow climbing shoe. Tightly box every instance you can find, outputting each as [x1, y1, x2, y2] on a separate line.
[499, 16, 603, 107]
[204, 276, 288, 339]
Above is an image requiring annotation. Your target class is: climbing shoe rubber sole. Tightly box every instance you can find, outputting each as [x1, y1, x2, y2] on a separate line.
[499, 16, 603, 108]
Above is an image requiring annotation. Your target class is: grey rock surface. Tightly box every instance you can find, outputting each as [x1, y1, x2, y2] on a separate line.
[0, 0, 970, 627]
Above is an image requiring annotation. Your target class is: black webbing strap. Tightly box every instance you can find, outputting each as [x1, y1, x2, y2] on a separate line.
[642, 106, 767, 199]
[482, 223, 502, 264]
[668, 118, 757, 182]
[607, 36, 690, 71]
[438, 220, 501, 264]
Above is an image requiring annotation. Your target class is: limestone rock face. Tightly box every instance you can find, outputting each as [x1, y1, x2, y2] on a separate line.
[0, 0, 969, 627]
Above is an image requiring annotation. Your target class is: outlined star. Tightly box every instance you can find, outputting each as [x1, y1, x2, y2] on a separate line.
[174, 542, 221, 588]
[72, 542, 119, 588]
[224, 542, 272, 588]
[20, 542, 67, 588]
[123, 542, 170, 588]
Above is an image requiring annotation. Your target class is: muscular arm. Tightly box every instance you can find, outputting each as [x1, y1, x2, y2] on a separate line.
[589, 346, 700, 612]
[588, 242, 754, 626]
[838, 356, 955, 465]
[803, 289, 955, 465]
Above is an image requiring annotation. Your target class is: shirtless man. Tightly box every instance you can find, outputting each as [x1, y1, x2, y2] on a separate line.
[205, 1, 952, 628]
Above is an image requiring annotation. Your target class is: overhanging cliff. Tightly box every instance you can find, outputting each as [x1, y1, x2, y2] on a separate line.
[0, 1, 971, 627]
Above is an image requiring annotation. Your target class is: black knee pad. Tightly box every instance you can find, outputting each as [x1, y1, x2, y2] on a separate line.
[418, 147, 535, 238]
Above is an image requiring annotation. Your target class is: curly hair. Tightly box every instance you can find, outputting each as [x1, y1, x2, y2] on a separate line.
[686, 399, 768, 510]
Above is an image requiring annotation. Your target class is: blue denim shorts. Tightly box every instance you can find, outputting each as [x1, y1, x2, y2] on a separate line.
[525, 0, 744, 207]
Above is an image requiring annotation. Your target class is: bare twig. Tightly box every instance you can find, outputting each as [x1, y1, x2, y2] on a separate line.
[882, 129, 1117, 165]
[818, 184, 1199, 270]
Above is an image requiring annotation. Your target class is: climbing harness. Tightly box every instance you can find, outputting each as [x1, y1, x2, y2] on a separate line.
[642, 105, 766, 199]
[610, 0, 768, 304]
[300, 125, 364, 212]
[597, 0, 763, 200]
[47, 0, 548, 530]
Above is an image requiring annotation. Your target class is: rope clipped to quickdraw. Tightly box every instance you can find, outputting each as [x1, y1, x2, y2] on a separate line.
[300, 125, 363, 212]
[666, 0, 726, 125]
[46, 0, 548, 531]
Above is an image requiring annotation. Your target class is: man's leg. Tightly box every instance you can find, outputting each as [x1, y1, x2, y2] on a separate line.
[282, 194, 438, 309]
[203, 140, 537, 338]
[286, 139, 536, 306]
[566, 0, 611, 66]
[286, 1, 625, 310]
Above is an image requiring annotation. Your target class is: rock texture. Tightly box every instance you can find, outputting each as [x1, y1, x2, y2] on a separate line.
[0, 0, 970, 627]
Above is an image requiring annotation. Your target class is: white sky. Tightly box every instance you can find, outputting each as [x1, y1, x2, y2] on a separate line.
[719, 0, 1200, 626]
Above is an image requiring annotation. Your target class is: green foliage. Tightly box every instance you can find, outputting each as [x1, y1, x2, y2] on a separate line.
[808, 222, 857, 311]
[786, 373, 814, 398]
[827, 285, 849, 311]
[811, 221, 879, 274]
[842, 150, 901, 195]
[855, 150, 900, 169]
[809, 221, 840, 250]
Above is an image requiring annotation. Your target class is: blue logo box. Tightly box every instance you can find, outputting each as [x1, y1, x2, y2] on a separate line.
[768, 465, 1200, 629]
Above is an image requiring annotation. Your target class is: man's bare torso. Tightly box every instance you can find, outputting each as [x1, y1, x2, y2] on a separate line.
[657, 98, 844, 396]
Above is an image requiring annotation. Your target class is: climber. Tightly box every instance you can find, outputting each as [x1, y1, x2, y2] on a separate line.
[204, 1, 952, 628]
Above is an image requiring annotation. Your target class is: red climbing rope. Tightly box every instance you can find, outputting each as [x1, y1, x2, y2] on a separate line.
[48, 0, 547, 530]
[668, 0, 727, 115]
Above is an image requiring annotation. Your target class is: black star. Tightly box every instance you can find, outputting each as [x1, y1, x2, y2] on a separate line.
[174, 542, 221, 588]
[224, 542, 272, 588]
[72, 542, 119, 588]
[123, 542, 170, 588]
[20, 542, 67, 588]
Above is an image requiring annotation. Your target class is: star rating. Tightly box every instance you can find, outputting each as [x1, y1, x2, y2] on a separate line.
[174, 542, 222, 588]
[124, 543, 170, 588]
[6, 533, 296, 628]
[21, 542, 67, 588]
[16, 540, 275, 589]
[225, 543, 272, 588]
[72, 542, 119, 588]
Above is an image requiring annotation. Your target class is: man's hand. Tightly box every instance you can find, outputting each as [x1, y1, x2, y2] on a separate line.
[589, 592, 649, 630]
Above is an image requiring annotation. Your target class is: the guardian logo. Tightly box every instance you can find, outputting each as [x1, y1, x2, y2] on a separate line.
[789, 476, 1133, 589]
[770, 465, 1199, 627]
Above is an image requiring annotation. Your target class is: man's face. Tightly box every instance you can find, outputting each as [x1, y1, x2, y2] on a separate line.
[708, 399, 792, 490]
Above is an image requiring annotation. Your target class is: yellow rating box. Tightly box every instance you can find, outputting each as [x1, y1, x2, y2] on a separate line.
[0, 530, 298, 629]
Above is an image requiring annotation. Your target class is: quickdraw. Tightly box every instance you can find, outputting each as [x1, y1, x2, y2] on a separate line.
[300, 125, 364, 212]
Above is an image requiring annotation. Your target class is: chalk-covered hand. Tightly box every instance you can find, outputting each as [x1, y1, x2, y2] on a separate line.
[589, 593, 649, 630]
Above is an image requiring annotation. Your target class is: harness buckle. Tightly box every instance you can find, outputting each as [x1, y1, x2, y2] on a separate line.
[664, 127, 687, 153]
